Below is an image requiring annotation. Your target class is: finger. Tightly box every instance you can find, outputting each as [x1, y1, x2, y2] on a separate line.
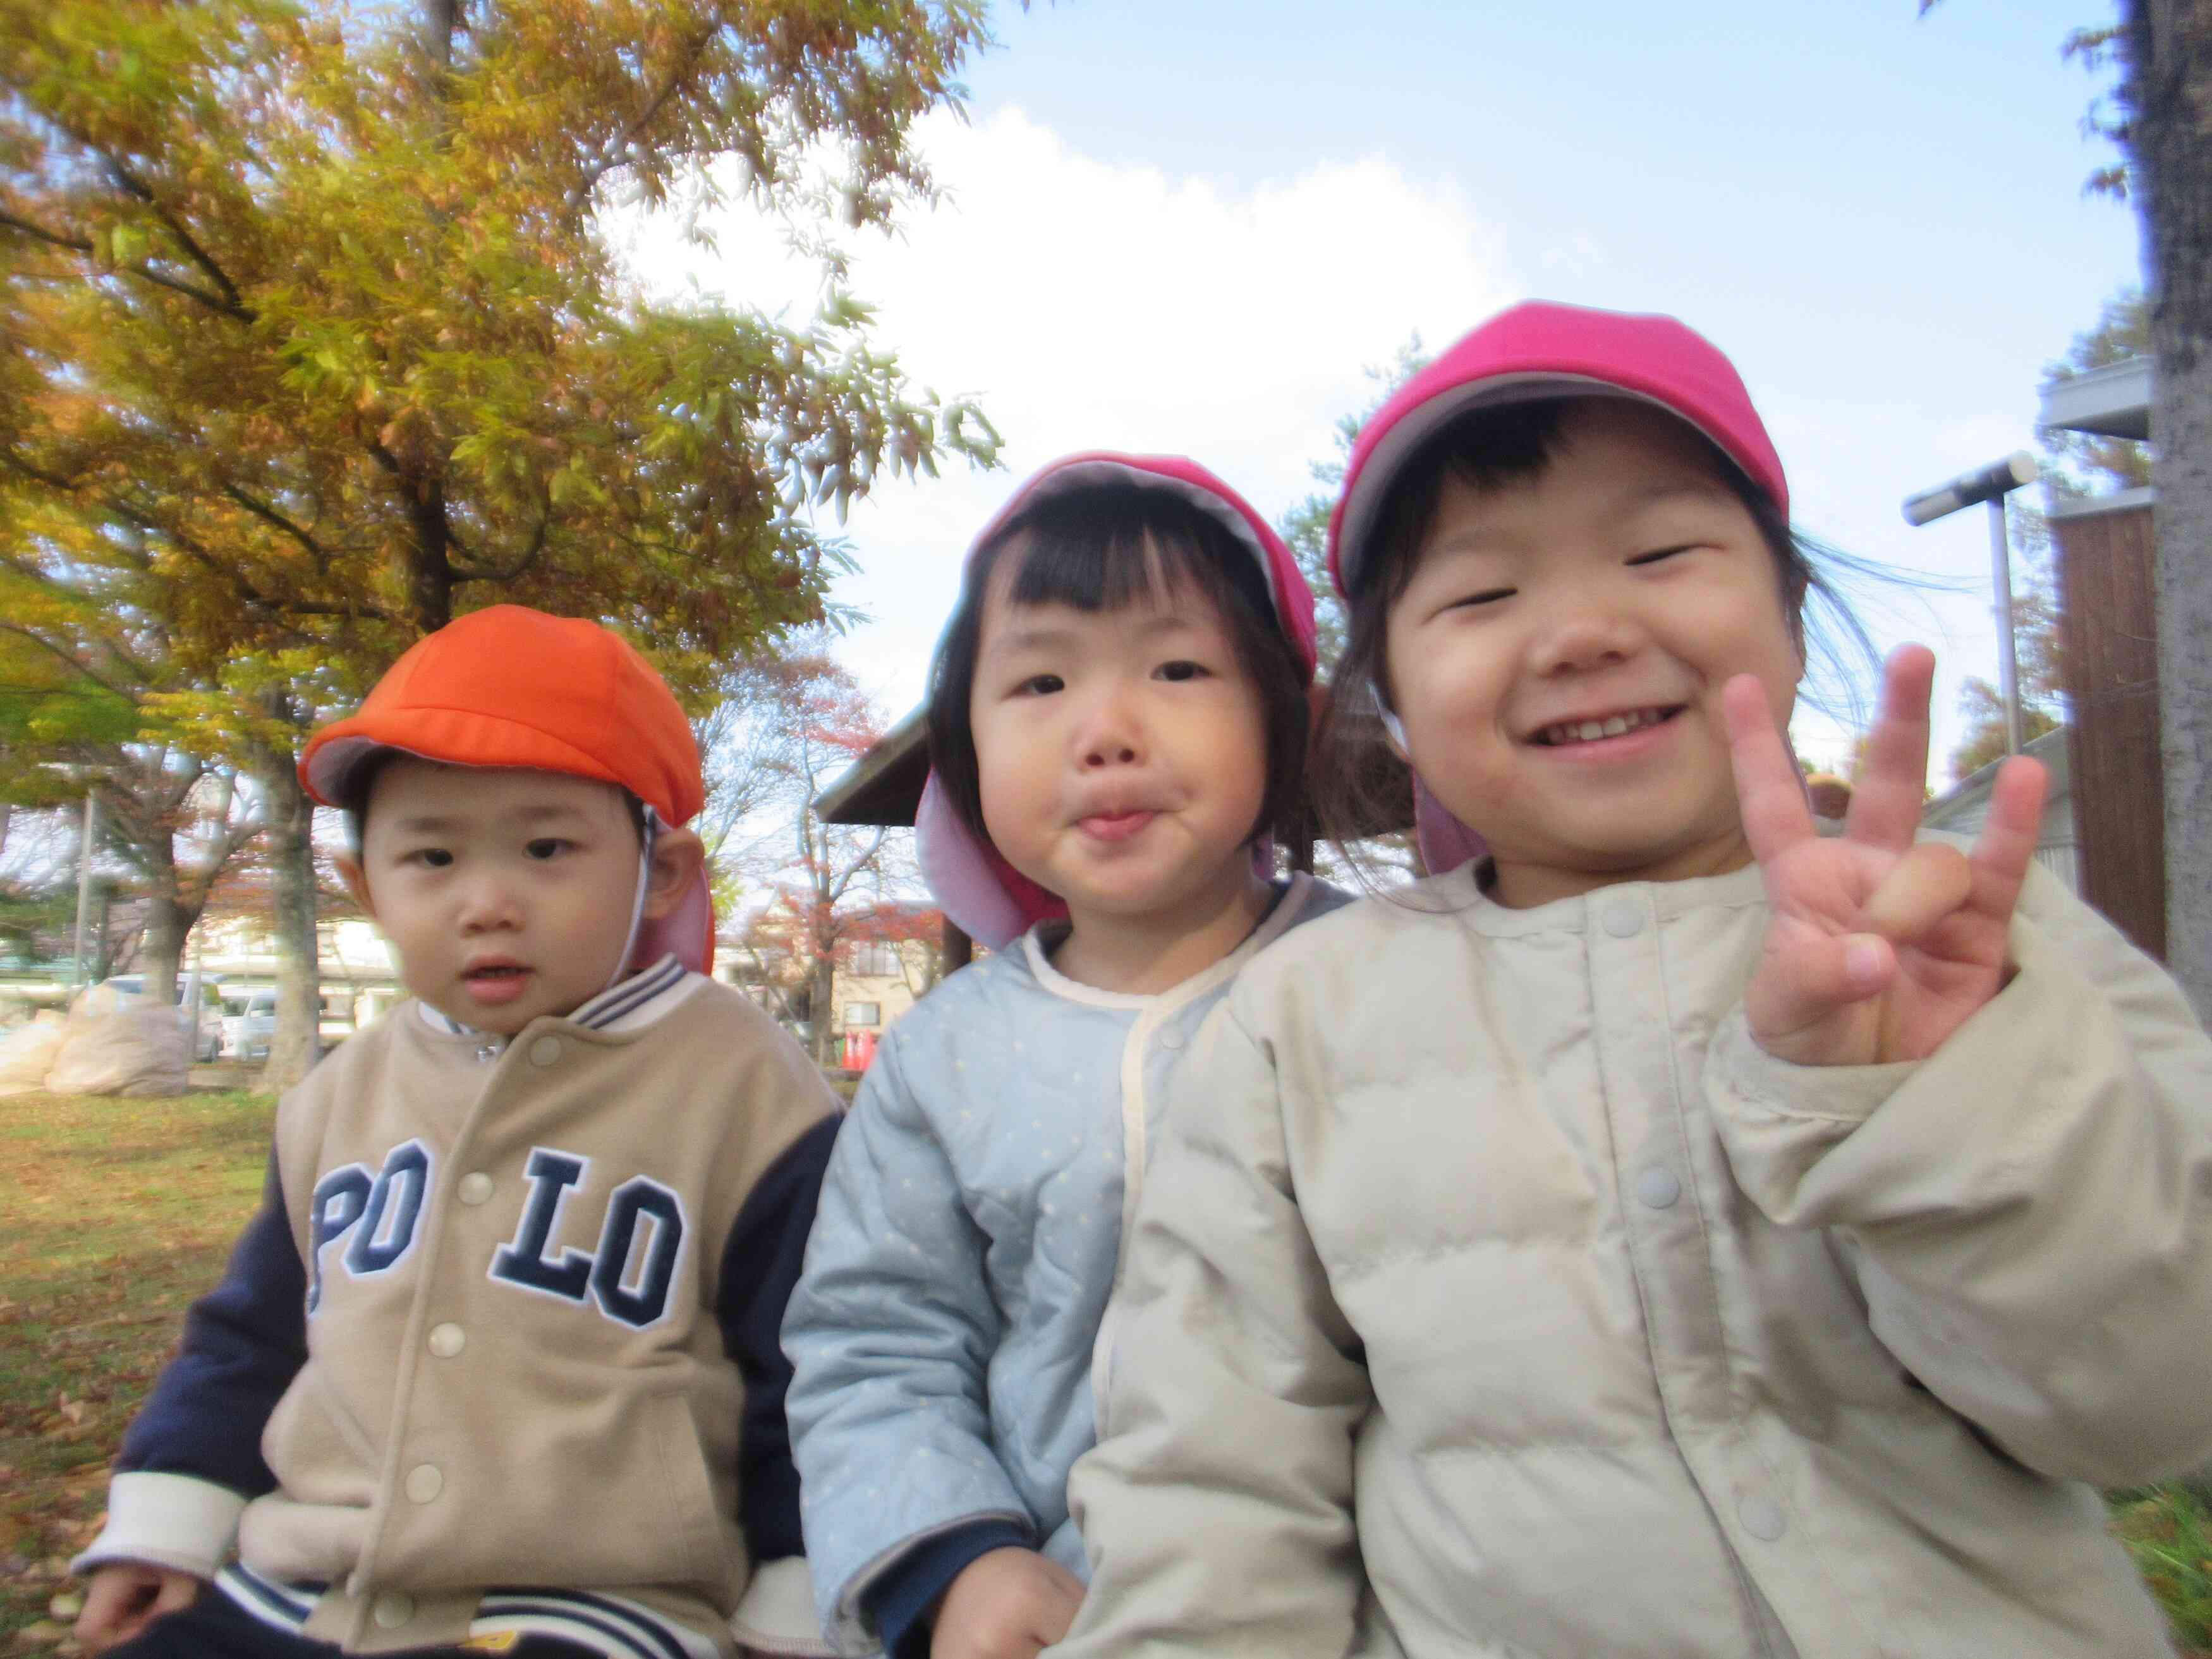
[152, 1573, 200, 1617]
[1752, 931, 1897, 1042]
[1842, 645, 1936, 852]
[1855, 841, 1972, 943]
[1033, 1580, 1085, 1646]
[1722, 673, 1814, 866]
[1966, 755, 2048, 922]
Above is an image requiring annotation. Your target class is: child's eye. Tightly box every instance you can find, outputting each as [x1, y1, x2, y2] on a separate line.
[525, 838, 571, 861]
[1155, 660, 1208, 683]
[1447, 588, 1515, 611]
[405, 848, 453, 870]
[1627, 545, 1694, 567]
[1014, 674, 1064, 697]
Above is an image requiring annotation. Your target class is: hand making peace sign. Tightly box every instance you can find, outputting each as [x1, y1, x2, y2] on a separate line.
[1723, 645, 2049, 1069]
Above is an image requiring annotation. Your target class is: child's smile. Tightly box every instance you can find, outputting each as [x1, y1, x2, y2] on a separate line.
[1385, 400, 1803, 908]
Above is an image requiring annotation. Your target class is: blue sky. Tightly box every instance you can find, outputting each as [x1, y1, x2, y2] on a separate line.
[631, 0, 2140, 782]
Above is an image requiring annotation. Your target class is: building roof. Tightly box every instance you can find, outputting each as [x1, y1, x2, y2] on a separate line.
[1923, 726, 2072, 833]
[813, 705, 930, 827]
[2039, 356, 2151, 441]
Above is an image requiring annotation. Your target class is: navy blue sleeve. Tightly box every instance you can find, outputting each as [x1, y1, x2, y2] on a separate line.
[716, 1112, 841, 1564]
[116, 1152, 307, 1493]
[862, 1521, 1034, 1659]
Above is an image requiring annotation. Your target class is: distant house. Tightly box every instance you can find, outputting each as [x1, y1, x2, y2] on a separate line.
[716, 897, 946, 1070]
[1922, 726, 2079, 894]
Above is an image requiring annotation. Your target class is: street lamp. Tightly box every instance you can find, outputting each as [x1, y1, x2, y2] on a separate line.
[1902, 451, 2040, 757]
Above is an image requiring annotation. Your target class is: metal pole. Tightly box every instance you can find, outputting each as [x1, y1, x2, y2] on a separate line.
[70, 788, 98, 987]
[1990, 496, 2024, 757]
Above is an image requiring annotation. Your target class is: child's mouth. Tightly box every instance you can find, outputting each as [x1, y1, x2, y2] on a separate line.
[1079, 810, 1158, 842]
[463, 963, 532, 1004]
[1531, 705, 1683, 748]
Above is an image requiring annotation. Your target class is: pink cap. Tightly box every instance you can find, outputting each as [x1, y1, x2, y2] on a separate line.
[1329, 301, 1786, 876]
[1328, 301, 1787, 597]
[916, 453, 1317, 951]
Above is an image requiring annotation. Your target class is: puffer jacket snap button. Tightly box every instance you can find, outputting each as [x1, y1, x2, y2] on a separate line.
[1739, 1495, 1787, 1541]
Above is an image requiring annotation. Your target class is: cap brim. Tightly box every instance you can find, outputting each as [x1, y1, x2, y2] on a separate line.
[1334, 375, 1756, 595]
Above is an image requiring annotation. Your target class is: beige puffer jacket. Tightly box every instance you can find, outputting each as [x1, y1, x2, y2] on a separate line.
[1056, 856, 2212, 1659]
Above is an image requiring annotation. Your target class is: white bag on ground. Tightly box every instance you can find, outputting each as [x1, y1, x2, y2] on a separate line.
[0, 1014, 68, 1097]
[46, 985, 190, 1097]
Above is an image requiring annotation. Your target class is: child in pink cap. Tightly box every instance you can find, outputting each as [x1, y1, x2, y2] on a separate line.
[782, 455, 1349, 1659]
[1054, 305, 2212, 1658]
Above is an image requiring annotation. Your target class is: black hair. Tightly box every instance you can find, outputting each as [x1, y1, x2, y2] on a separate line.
[341, 750, 648, 848]
[1319, 396, 1881, 858]
[926, 482, 1310, 855]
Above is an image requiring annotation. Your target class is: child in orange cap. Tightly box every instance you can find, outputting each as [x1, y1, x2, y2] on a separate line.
[73, 607, 842, 1659]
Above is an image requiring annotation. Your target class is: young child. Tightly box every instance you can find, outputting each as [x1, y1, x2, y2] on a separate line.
[72, 605, 842, 1659]
[1050, 304, 2212, 1658]
[781, 454, 1349, 1659]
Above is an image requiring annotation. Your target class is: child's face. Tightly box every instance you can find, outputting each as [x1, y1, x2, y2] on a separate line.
[968, 552, 1270, 933]
[1384, 400, 1802, 901]
[341, 760, 645, 1035]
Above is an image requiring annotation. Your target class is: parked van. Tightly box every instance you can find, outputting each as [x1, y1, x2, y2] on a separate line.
[222, 989, 277, 1061]
[222, 988, 358, 1060]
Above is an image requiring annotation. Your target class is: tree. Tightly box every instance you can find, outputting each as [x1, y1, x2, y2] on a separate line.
[1923, 3, 2212, 1019]
[3, 0, 1004, 1081]
[1277, 340, 1428, 885]
[1949, 559, 2066, 779]
[715, 638, 904, 1067]
[1278, 337, 1430, 675]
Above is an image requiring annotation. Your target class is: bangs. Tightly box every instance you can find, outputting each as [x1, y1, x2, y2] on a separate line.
[992, 484, 1274, 629]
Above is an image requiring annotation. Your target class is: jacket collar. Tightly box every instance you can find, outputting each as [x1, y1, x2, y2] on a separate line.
[415, 954, 696, 1045]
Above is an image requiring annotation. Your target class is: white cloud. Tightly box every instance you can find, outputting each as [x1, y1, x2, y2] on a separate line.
[619, 107, 1515, 714]
[617, 107, 2030, 793]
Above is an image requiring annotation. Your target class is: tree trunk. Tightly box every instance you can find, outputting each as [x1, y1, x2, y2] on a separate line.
[254, 743, 322, 1092]
[810, 947, 837, 1069]
[140, 892, 189, 1006]
[2129, 0, 2212, 1024]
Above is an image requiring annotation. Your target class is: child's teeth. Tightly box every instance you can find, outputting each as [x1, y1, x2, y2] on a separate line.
[1577, 720, 1605, 741]
[1603, 715, 1630, 736]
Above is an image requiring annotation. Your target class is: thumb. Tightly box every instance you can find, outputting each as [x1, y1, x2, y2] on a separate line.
[1749, 928, 1895, 1048]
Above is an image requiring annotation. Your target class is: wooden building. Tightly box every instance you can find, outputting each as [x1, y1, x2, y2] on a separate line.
[2038, 358, 2164, 959]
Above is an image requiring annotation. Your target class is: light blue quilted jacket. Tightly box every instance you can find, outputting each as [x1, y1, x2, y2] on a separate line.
[782, 875, 1346, 1653]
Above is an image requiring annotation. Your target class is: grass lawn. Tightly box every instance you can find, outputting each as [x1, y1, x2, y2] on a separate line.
[1, 1087, 2208, 1656]
[1, 1087, 269, 1655]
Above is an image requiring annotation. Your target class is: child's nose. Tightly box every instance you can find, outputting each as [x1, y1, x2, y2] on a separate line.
[1528, 594, 1644, 677]
[456, 873, 523, 931]
[1074, 687, 1145, 769]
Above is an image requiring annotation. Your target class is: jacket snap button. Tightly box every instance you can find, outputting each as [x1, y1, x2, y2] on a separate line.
[1158, 1027, 1185, 1050]
[529, 1036, 562, 1067]
[475, 1045, 499, 1063]
[1601, 899, 1644, 939]
[1634, 1166, 1681, 1209]
[404, 1463, 443, 1504]
[457, 1172, 494, 1206]
[428, 1322, 465, 1358]
[372, 1591, 415, 1627]
[1739, 1495, 1786, 1541]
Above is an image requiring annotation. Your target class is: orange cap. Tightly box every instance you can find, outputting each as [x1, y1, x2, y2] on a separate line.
[299, 606, 703, 825]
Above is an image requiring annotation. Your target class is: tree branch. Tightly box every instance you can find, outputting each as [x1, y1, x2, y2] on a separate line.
[0, 621, 140, 702]
[102, 157, 253, 320]
[224, 483, 331, 568]
[451, 508, 550, 584]
[562, 11, 732, 217]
